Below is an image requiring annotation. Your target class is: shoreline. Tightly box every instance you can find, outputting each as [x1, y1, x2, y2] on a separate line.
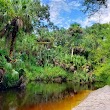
[73, 85, 110, 110]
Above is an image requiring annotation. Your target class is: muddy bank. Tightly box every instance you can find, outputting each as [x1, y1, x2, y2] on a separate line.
[73, 85, 110, 110]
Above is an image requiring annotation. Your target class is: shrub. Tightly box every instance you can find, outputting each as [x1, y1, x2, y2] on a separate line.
[60, 54, 87, 68]
[94, 60, 110, 84]
[67, 71, 89, 83]
[43, 66, 67, 78]
[26, 66, 67, 81]
[3, 71, 19, 88]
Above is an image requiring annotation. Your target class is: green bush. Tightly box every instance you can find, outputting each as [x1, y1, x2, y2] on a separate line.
[94, 60, 110, 84]
[0, 55, 7, 68]
[26, 66, 67, 81]
[43, 66, 67, 78]
[106, 76, 110, 85]
[26, 66, 44, 80]
[60, 54, 87, 67]
[3, 71, 19, 88]
[67, 71, 89, 83]
[12, 59, 25, 71]
[72, 55, 87, 67]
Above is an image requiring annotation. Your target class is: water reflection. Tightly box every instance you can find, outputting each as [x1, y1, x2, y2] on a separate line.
[18, 90, 91, 110]
[0, 82, 104, 110]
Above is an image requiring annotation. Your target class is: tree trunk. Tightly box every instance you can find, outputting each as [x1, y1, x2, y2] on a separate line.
[9, 18, 19, 58]
[0, 17, 23, 58]
[71, 48, 73, 59]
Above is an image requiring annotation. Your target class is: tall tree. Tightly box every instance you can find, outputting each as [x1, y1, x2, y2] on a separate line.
[83, 0, 107, 15]
[0, 0, 50, 57]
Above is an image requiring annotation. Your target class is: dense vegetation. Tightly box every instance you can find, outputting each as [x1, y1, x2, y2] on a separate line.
[0, 0, 110, 89]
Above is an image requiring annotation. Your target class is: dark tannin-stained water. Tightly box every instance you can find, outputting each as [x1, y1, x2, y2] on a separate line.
[0, 82, 104, 110]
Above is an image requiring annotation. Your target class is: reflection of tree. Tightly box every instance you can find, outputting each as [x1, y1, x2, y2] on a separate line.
[0, 83, 99, 110]
[16, 83, 95, 105]
[16, 89, 26, 107]
[0, 95, 3, 110]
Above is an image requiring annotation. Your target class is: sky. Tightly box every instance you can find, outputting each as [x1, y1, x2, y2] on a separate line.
[41, 0, 110, 28]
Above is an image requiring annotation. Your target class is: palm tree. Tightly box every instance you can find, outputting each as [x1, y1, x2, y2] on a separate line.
[0, 0, 50, 58]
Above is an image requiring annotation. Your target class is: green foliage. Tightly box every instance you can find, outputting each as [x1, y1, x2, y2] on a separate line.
[3, 71, 19, 88]
[1, 0, 107, 90]
[12, 59, 25, 71]
[0, 55, 7, 68]
[106, 76, 110, 85]
[67, 23, 83, 46]
[71, 55, 87, 67]
[1, 4, 110, 89]
[0, 0, 50, 30]
[26, 66, 43, 80]
[43, 66, 67, 78]
[0, 0, 51, 57]
[60, 54, 87, 68]
[67, 71, 90, 83]
[5, 63, 12, 71]
[26, 66, 67, 81]
[16, 32, 37, 53]
[94, 60, 110, 84]
[36, 46, 57, 66]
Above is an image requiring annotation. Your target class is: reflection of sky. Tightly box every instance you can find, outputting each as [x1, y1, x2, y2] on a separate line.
[42, 0, 110, 28]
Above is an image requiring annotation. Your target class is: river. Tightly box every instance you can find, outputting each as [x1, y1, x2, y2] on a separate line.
[0, 82, 104, 110]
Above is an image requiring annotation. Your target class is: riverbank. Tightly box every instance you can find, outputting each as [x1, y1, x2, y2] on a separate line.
[73, 85, 110, 110]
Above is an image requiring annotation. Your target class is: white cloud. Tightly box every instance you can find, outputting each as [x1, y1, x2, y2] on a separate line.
[43, 0, 110, 28]
[79, 0, 110, 27]
[49, 0, 81, 27]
